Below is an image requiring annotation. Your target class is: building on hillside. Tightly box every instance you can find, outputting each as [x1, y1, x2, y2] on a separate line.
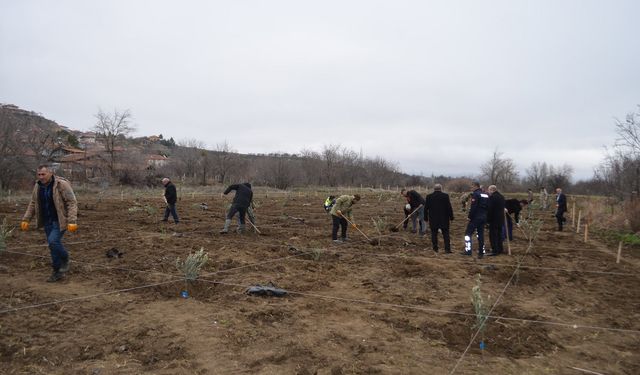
[78, 132, 97, 148]
[51, 146, 85, 160]
[145, 154, 169, 169]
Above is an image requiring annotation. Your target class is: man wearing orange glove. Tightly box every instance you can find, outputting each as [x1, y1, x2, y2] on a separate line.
[21, 165, 78, 282]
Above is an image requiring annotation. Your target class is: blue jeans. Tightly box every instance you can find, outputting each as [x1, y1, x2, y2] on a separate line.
[44, 221, 68, 272]
[411, 206, 426, 234]
[163, 203, 179, 222]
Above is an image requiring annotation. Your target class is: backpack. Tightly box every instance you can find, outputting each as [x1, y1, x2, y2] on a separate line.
[323, 195, 337, 212]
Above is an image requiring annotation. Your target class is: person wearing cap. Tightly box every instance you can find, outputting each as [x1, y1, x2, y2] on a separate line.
[220, 182, 253, 234]
[424, 184, 454, 253]
[21, 164, 78, 282]
[400, 188, 426, 235]
[462, 181, 489, 258]
[161, 177, 179, 223]
[329, 194, 361, 243]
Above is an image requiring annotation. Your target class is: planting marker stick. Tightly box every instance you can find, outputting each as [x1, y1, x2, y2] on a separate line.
[571, 202, 576, 227]
[504, 212, 511, 255]
[576, 210, 582, 234]
[616, 241, 622, 264]
[584, 223, 588, 243]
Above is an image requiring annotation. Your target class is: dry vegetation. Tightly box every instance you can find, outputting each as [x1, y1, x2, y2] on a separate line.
[1, 187, 638, 374]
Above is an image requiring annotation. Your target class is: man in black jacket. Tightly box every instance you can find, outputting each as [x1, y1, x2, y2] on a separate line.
[486, 185, 505, 256]
[220, 182, 253, 234]
[504, 198, 528, 240]
[424, 184, 454, 253]
[401, 188, 426, 235]
[161, 178, 179, 223]
[555, 187, 568, 231]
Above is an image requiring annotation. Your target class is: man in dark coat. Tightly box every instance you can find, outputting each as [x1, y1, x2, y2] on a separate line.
[486, 185, 505, 256]
[424, 184, 454, 253]
[220, 182, 253, 234]
[401, 188, 426, 235]
[504, 199, 528, 240]
[463, 181, 489, 258]
[555, 187, 568, 231]
[161, 177, 179, 223]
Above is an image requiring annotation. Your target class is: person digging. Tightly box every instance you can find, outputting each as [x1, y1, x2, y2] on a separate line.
[220, 182, 253, 234]
[329, 194, 361, 243]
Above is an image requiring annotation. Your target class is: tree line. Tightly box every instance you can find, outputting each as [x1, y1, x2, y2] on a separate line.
[2, 104, 639, 204]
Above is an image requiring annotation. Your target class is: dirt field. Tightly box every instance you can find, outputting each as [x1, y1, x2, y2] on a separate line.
[1, 188, 639, 374]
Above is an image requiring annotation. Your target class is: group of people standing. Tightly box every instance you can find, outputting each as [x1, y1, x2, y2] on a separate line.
[399, 181, 576, 259]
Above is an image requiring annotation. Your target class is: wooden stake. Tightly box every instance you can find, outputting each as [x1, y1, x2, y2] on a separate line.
[576, 210, 582, 233]
[504, 212, 511, 256]
[584, 223, 588, 242]
[571, 202, 576, 227]
[616, 241, 623, 264]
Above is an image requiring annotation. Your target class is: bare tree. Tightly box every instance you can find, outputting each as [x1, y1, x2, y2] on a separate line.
[596, 106, 640, 199]
[211, 140, 240, 184]
[172, 139, 205, 181]
[299, 149, 323, 185]
[257, 154, 296, 190]
[94, 108, 136, 176]
[615, 106, 640, 156]
[525, 161, 549, 189]
[322, 144, 342, 186]
[547, 164, 574, 190]
[479, 149, 519, 189]
[0, 108, 29, 189]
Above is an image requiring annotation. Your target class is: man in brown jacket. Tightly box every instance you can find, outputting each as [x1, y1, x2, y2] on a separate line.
[21, 165, 78, 282]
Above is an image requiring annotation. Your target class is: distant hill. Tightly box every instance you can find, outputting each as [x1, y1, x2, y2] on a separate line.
[0, 103, 433, 190]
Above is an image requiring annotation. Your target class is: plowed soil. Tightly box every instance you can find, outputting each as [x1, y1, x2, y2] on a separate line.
[1, 189, 638, 374]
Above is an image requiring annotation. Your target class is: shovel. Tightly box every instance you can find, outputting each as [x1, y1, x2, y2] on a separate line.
[339, 213, 372, 242]
[391, 204, 424, 232]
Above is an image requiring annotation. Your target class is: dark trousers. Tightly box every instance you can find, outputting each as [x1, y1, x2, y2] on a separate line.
[227, 204, 247, 224]
[430, 224, 450, 251]
[163, 203, 179, 222]
[332, 215, 348, 240]
[464, 218, 486, 254]
[489, 222, 504, 254]
[555, 210, 566, 231]
[44, 221, 68, 272]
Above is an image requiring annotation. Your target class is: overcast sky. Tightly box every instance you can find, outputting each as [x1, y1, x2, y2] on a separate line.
[2, 1, 639, 180]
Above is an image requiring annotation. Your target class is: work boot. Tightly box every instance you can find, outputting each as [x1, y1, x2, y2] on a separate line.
[237, 224, 245, 234]
[219, 219, 231, 234]
[46, 271, 64, 282]
[59, 258, 70, 273]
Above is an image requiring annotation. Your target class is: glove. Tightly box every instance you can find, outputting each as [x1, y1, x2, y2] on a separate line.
[351, 223, 357, 228]
[336, 210, 342, 216]
[20, 221, 29, 231]
[67, 223, 78, 232]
